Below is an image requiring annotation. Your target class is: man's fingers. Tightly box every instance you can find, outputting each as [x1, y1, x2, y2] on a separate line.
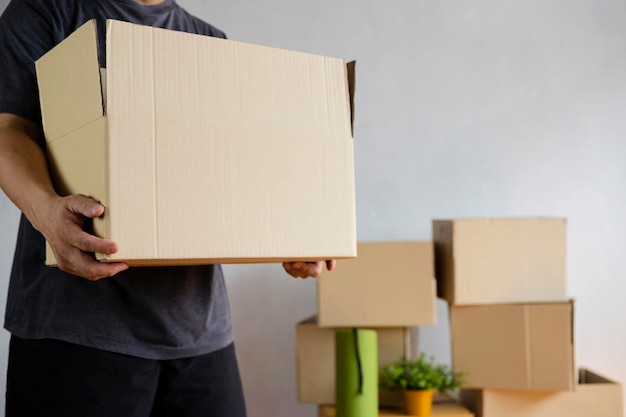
[78, 261, 129, 281]
[74, 232, 118, 255]
[66, 194, 105, 219]
[326, 260, 336, 271]
[283, 261, 326, 279]
[57, 196, 117, 255]
[54, 245, 128, 281]
[58, 251, 128, 281]
[70, 233, 126, 280]
[41, 194, 128, 280]
[282, 262, 306, 279]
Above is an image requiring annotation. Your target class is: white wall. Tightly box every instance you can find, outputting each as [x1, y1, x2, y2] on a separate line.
[1, 1, 626, 416]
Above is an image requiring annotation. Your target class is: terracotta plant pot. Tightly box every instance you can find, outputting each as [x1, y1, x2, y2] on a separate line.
[402, 389, 434, 416]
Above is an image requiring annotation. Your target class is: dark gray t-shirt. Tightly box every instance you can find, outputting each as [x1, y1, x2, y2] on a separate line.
[0, 0, 233, 360]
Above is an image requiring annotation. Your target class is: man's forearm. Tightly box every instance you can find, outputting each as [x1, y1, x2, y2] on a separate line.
[0, 114, 58, 232]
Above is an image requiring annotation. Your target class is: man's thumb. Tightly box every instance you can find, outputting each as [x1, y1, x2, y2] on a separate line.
[70, 195, 105, 218]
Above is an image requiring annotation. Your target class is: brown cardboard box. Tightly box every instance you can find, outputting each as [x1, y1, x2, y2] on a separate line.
[36, 19, 356, 266]
[318, 242, 436, 327]
[460, 369, 623, 417]
[318, 402, 474, 416]
[296, 317, 417, 406]
[450, 301, 575, 391]
[433, 218, 567, 305]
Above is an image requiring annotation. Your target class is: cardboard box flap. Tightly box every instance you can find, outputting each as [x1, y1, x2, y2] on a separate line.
[346, 61, 356, 136]
[36, 19, 104, 143]
[579, 369, 615, 384]
[299, 316, 318, 325]
[461, 367, 623, 417]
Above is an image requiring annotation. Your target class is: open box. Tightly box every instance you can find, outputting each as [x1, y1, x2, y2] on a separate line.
[461, 368, 623, 417]
[36, 19, 356, 266]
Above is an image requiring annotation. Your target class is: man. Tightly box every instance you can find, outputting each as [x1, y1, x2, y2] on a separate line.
[0, 0, 334, 415]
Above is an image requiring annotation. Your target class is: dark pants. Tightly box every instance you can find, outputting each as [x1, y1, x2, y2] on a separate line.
[6, 335, 247, 417]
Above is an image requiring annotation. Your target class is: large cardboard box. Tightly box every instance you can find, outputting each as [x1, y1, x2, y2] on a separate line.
[36, 19, 356, 266]
[296, 317, 418, 406]
[318, 242, 436, 327]
[318, 402, 474, 417]
[433, 218, 567, 305]
[450, 301, 575, 391]
[460, 369, 623, 417]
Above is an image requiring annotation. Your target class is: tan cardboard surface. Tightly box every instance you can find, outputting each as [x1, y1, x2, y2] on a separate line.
[460, 369, 623, 417]
[35, 20, 103, 143]
[450, 301, 575, 391]
[296, 317, 409, 406]
[318, 242, 436, 327]
[318, 402, 474, 416]
[36, 19, 356, 265]
[433, 218, 567, 305]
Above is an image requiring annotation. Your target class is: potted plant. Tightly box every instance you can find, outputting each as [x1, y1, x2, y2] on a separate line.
[379, 354, 464, 416]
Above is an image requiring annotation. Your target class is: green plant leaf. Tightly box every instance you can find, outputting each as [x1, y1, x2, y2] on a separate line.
[379, 354, 465, 393]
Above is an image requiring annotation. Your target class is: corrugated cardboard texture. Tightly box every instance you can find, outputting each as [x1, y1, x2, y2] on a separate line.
[36, 20, 109, 264]
[296, 317, 406, 406]
[450, 301, 575, 391]
[318, 402, 474, 417]
[37, 19, 356, 265]
[318, 242, 437, 327]
[460, 369, 623, 417]
[433, 218, 567, 305]
[35, 20, 103, 143]
[43, 119, 108, 263]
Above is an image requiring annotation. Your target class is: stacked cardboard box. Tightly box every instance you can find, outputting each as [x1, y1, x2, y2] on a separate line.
[433, 218, 623, 416]
[296, 242, 440, 407]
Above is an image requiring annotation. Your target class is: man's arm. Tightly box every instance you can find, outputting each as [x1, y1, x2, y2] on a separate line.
[0, 113, 128, 280]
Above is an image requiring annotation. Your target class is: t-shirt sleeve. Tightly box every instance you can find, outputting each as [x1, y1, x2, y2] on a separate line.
[0, 0, 56, 125]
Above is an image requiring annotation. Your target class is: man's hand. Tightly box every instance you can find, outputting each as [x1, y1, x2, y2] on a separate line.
[282, 260, 336, 279]
[41, 194, 129, 280]
[0, 114, 128, 281]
